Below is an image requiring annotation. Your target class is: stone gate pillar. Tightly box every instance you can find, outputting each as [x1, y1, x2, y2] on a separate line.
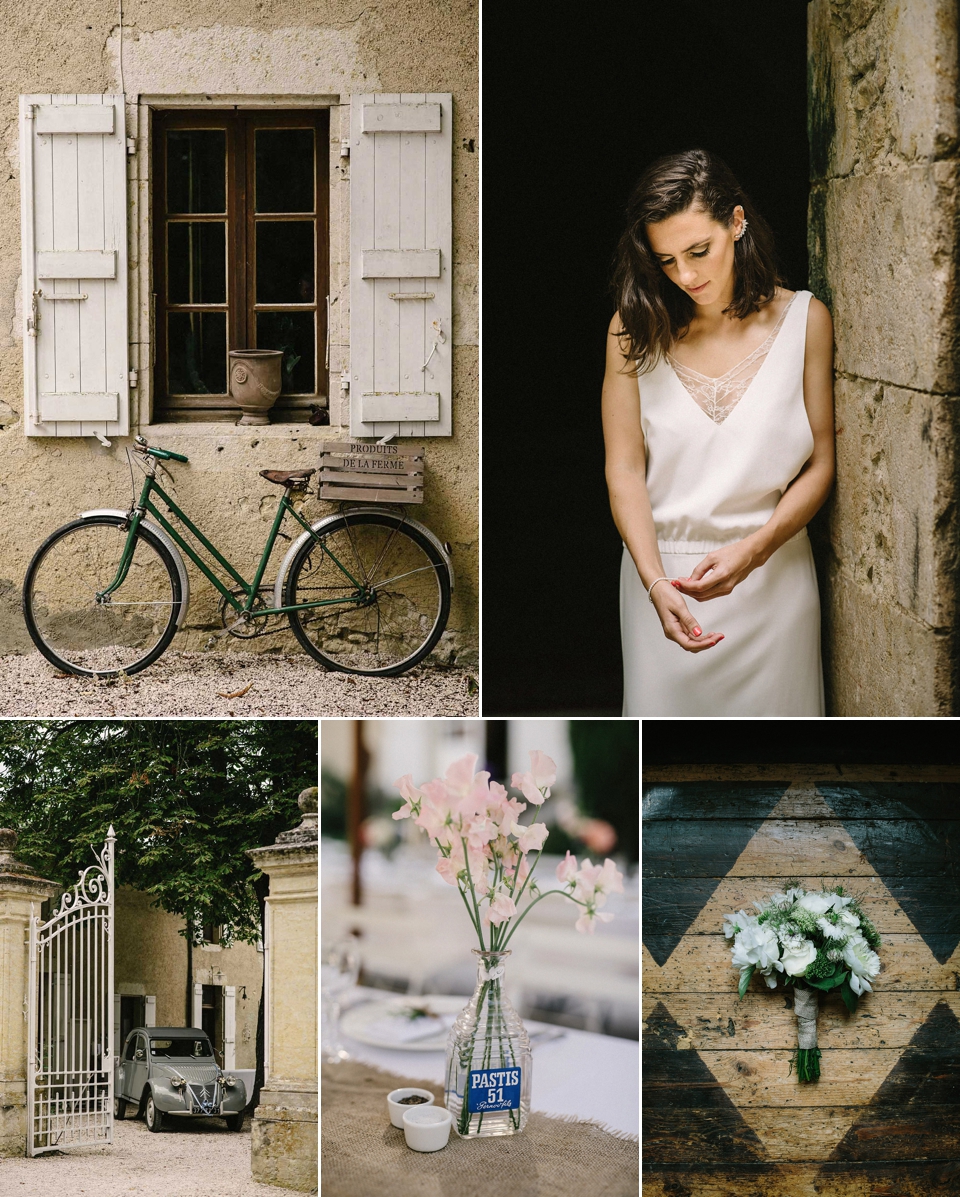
[247, 788, 318, 1191]
[808, 0, 960, 714]
[0, 829, 57, 1156]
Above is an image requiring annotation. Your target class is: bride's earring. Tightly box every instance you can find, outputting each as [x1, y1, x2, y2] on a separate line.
[735, 217, 749, 241]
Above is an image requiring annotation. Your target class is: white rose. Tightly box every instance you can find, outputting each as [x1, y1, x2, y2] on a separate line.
[779, 935, 818, 976]
[843, 933, 880, 995]
[839, 909, 860, 928]
[797, 892, 834, 916]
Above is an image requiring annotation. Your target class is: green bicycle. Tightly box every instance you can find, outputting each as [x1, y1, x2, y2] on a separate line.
[22, 436, 453, 678]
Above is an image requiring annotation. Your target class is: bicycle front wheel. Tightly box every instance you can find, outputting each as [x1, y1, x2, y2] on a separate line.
[23, 515, 183, 677]
[284, 512, 451, 675]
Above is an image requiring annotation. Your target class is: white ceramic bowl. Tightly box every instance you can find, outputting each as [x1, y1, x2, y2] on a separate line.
[386, 1087, 435, 1129]
[402, 1104, 453, 1152]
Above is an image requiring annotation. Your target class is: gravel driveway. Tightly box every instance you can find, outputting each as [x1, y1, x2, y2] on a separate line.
[0, 1115, 310, 1196]
[0, 651, 479, 717]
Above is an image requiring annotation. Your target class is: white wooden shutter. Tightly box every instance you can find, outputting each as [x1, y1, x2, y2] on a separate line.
[144, 995, 156, 1028]
[19, 94, 129, 437]
[223, 986, 236, 1069]
[192, 982, 203, 1029]
[349, 93, 452, 437]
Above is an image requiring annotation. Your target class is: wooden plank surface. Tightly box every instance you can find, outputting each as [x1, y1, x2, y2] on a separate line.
[642, 1161, 960, 1197]
[318, 482, 423, 503]
[644, 780, 960, 819]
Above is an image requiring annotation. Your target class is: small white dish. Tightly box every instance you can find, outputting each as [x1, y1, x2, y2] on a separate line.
[402, 1104, 452, 1152]
[387, 1087, 435, 1129]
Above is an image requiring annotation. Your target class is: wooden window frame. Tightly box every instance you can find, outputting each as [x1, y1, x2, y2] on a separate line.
[152, 107, 330, 422]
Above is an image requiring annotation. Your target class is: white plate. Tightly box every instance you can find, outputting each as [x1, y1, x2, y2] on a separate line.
[341, 994, 466, 1051]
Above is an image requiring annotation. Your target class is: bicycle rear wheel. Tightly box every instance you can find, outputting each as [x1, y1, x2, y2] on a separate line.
[284, 512, 451, 675]
[23, 515, 183, 677]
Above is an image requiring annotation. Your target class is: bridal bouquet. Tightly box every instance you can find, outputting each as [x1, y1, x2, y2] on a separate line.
[723, 884, 881, 1081]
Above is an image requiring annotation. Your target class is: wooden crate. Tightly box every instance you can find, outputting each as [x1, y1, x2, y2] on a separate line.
[319, 441, 424, 504]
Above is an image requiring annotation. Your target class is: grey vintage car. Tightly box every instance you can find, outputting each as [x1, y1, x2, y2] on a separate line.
[114, 1027, 247, 1132]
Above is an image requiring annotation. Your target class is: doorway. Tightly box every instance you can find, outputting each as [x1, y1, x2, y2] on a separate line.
[201, 984, 223, 1067]
[119, 995, 145, 1047]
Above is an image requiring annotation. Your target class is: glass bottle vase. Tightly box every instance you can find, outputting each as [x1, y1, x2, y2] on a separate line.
[444, 949, 532, 1137]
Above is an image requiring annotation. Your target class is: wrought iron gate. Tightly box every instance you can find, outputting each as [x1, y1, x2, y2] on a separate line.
[26, 827, 115, 1155]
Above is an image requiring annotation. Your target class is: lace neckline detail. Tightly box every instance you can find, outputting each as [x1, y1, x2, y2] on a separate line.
[667, 294, 798, 425]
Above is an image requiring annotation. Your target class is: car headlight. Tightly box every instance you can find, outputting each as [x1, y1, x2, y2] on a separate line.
[222, 1074, 237, 1088]
[171, 1076, 186, 1089]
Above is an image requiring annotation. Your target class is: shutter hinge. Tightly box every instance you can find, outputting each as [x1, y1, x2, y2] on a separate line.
[340, 372, 350, 393]
[126, 137, 137, 156]
[128, 369, 138, 387]
[339, 139, 350, 158]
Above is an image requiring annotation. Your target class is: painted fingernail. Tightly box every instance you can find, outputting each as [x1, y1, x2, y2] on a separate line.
[693, 627, 702, 637]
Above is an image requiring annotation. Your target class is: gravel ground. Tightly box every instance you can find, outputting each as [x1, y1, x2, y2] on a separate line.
[0, 651, 479, 717]
[0, 1115, 310, 1196]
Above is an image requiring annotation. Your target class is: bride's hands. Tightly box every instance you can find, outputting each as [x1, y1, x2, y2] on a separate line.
[650, 581, 725, 653]
[671, 539, 760, 602]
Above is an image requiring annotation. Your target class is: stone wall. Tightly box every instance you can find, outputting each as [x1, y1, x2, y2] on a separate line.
[0, 0, 478, 666]
[808, 0, 960, 714]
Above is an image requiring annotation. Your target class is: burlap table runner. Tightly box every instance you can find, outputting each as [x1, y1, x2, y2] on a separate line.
[321, 1060, 638, 1197]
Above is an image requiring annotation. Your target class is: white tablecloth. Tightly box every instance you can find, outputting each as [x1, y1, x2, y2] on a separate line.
[335, 988, 639, 1137]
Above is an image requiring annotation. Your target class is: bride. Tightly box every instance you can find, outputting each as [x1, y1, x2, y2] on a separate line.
[602, 149, 834, 717]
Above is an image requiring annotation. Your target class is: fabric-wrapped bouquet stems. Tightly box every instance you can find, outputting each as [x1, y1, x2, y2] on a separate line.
[723, 883, 882, 1082]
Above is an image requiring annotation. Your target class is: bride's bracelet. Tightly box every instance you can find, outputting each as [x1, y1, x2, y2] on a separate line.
[646, 576, 671, 604]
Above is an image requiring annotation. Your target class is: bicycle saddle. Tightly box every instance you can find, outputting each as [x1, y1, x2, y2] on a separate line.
[259, 469, 316, 486]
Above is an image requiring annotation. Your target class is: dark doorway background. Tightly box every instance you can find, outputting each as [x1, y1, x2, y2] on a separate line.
[482, 2, 811, 715]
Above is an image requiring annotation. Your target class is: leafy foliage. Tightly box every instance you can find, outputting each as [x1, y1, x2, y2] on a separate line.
[0, 720, 317, 942]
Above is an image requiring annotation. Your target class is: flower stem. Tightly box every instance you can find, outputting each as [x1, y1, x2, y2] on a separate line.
[500, 889, 588, 948]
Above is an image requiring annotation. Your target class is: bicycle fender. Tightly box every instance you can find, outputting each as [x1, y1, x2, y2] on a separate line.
[272, 506, 455, 611]
[80, 509, 191, 628]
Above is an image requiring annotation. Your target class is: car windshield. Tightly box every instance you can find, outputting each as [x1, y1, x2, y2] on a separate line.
[149, 1038, 213, 1058]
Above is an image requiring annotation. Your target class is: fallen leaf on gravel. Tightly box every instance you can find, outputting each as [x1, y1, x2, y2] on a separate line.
[217, 684, 254, 698]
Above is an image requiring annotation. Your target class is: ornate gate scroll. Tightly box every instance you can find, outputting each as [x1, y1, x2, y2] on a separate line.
[26, 827, 115, 1155]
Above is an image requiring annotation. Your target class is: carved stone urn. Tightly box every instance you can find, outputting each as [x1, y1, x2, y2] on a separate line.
[229, 349, 283, 425]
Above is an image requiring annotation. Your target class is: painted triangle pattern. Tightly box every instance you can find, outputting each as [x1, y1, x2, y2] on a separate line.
[644, 783, 955, 1165]
[820, 783, 960, 964]
[642, 783, 790, 965]
[642, 1000, 770, 1164]
[822, 1001, 960, 1167]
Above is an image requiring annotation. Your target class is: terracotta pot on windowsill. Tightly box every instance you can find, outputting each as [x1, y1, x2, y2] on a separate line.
[229, 349, 283, 425]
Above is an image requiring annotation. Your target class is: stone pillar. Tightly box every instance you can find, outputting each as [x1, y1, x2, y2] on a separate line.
[247, 788, 318, 1192]
[0, 829, 57, 1157]
[808, 0, 960, 714]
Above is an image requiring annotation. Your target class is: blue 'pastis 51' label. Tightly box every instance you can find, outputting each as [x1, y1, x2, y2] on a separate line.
[467, 1067, 521, 1113]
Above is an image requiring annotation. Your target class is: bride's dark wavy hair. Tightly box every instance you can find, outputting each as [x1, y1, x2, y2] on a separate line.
[612, 149, 783, 373]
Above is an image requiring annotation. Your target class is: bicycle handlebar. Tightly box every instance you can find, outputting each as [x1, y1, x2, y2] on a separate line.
[134, 436, 189, 464]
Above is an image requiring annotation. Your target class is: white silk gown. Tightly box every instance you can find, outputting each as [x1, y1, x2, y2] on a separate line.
[621, 290, 825, 717]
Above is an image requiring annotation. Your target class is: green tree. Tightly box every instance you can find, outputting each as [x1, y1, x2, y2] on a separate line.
[0, 719, 317, 1107]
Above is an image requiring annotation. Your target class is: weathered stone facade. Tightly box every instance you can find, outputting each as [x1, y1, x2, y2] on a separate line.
[808, 0, 960, 714]
[0, 1, 478, 668]
[247, 787, 317, 1191]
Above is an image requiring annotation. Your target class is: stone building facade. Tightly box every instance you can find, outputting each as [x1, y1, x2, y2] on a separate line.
[0, 0, 478, 667]
[808, 0, 960, 714]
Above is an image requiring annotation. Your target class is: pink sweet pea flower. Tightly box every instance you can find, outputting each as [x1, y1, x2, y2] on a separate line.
[445, 754, 480, 797]
[465, 817, 499, 851]
[435, 855, 461, 886]
[556, 850, 579, 884]
[573, 858, 624, 908]
[511, 820, 549, 854]
[511, 750, 557, 806]
[483, 892, 517, 927]
[392, 773, 425, 819]
[575, 909, 614, 935]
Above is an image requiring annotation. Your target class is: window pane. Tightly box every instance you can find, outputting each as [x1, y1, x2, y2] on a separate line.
[256, 221, 315, 304]
[167, 311, 227, 394]
[257, 311, 316, 394]
[167, 223, 226, 304]
[255, 128, 314, 213]
[166, 130, 226, 214]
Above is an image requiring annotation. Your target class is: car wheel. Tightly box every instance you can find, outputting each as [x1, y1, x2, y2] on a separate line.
[225, 1112, 244, 1131]
[145, 1095, 164, 1132]
[115, 1096, 127, 1120]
